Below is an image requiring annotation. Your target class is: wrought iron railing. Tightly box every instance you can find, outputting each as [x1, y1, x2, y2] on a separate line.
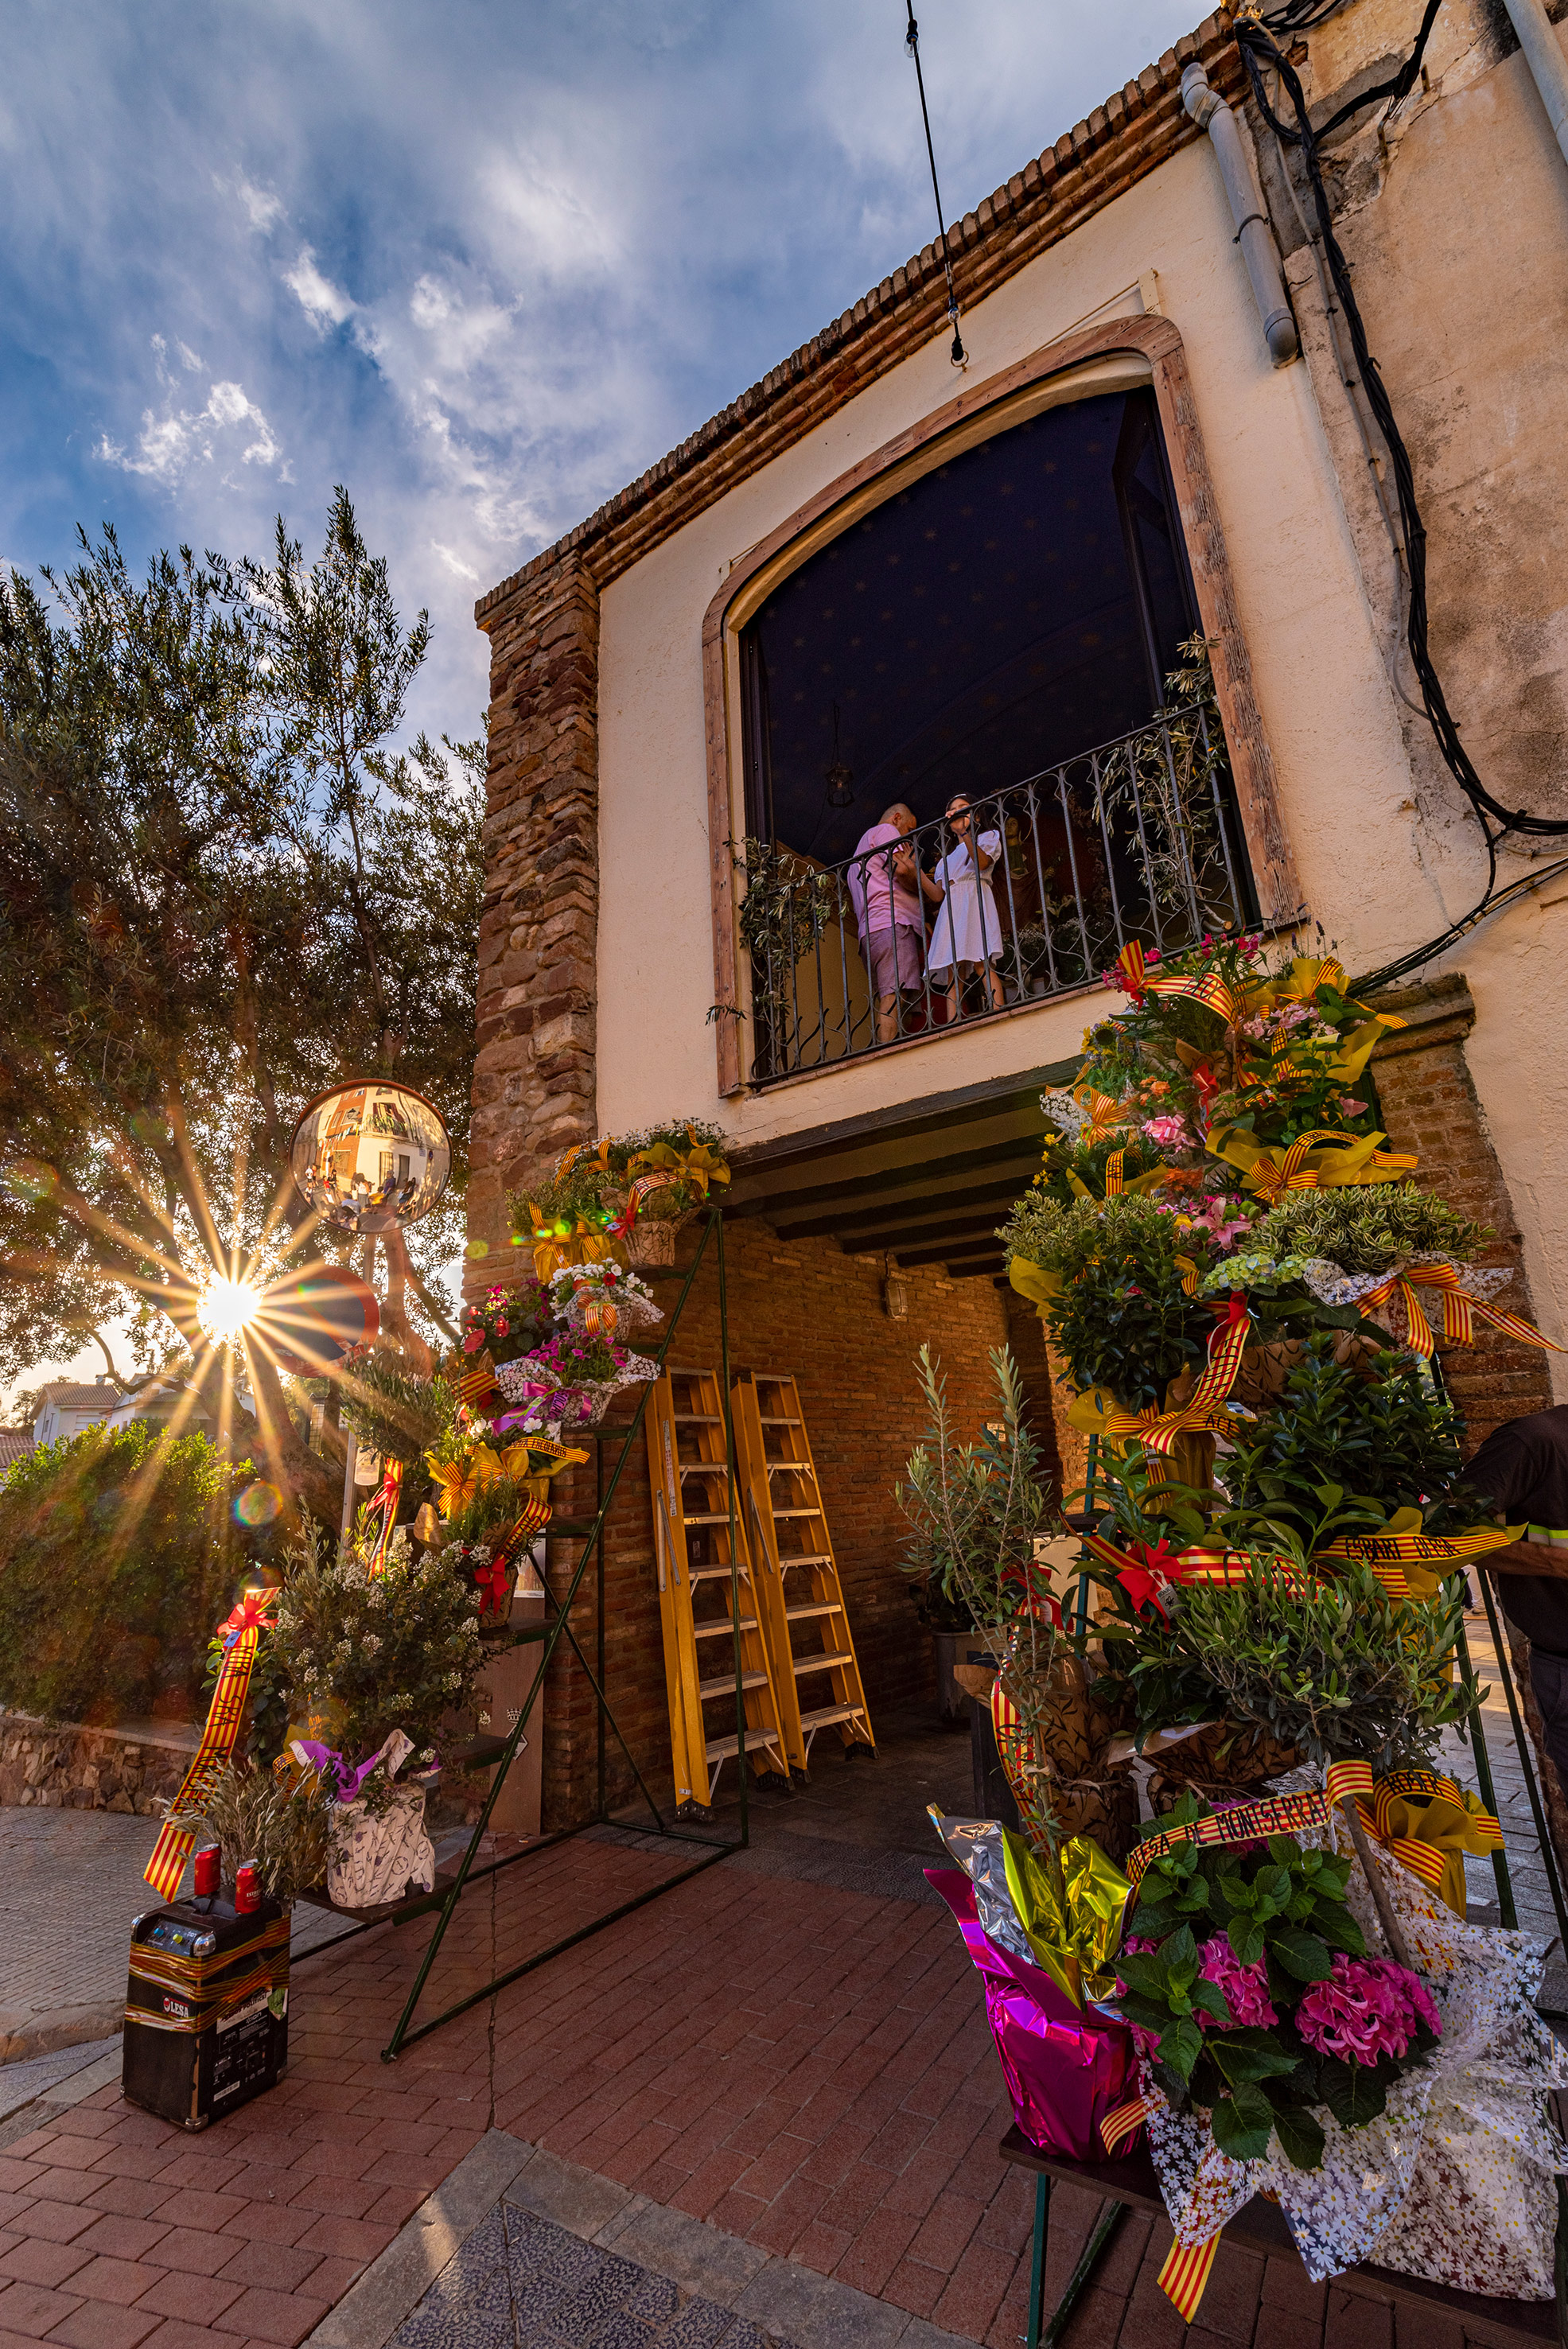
[736, 699, 1255, 1084]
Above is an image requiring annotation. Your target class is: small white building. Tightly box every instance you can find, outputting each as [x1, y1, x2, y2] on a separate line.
[31, 1377, 123, 1449]
[102, 1379, 216, 1440]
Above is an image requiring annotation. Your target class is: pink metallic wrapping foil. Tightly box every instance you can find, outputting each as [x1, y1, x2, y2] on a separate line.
[928, 1867, 1141, 2162]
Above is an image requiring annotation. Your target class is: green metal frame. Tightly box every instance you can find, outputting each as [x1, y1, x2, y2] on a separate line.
[375, 1203, 747, 2061]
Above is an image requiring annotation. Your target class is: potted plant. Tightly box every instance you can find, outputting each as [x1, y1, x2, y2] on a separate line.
[267, 1516, 486, 1909]
[495, 1326, 659, 1432]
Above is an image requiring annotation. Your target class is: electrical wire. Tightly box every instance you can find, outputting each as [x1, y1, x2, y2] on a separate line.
[904, 6, 967, 364]
[1231, 6, 1568, 990]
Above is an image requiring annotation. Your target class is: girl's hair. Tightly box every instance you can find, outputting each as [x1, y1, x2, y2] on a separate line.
[945, 795, 970, 817]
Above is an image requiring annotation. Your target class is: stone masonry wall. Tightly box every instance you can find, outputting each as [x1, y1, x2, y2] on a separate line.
[0, 1713, 191, 1813]
[1370, 974, 1554, 1453]
[469, 555, 602, 1250]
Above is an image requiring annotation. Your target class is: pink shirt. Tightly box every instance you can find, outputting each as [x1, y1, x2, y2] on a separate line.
[848, 823, 922, 935]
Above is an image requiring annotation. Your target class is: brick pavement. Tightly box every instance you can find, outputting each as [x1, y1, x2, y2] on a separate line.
[3, 1810, 1531, 2349]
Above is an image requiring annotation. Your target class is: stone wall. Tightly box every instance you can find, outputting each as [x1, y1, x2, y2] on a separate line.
[0, 1714, 192, 1814]
[470, 554, 602, 1246]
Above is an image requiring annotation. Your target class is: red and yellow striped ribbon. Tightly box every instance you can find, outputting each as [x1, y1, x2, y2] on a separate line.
[1099, 2096, 1149, 2156]
[1158, 2234, 1221, 2321]
[1118, 940, 1243, 1025]
[143, 1589, 277, 1900]
[1354, 1260, 1563, 1359]
[1125, 1760, 1372, 1888]
[1096, 1297, 1251, 1457]
[990, 1678, 1059, 1845]
[1352, 1768, 1503, 1915]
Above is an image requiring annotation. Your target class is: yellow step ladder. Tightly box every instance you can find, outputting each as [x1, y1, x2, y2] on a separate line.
[644, 1367, 792, 1811]
[731, 1369, 875, 1775]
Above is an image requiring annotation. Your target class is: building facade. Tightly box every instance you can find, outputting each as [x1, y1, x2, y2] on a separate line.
[468, 0, 1568, 1820]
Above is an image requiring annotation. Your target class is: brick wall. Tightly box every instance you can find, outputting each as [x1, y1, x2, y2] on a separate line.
[520, 1218, 1037, 1829]
[1369, 974, 1554, 1453]
[470, 554, 602, 1244]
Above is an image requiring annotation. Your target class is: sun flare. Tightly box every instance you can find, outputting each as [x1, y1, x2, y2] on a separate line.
[198, 1274, 264, 1346]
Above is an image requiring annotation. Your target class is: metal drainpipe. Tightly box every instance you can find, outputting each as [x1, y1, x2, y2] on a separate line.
[1181, 60, 1301, 364]
[1501, 0, 1568, 169]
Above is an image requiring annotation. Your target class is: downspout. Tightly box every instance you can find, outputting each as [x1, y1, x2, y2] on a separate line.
[1500, 0, 1568, 170]
[1181, 60, 1301, 364]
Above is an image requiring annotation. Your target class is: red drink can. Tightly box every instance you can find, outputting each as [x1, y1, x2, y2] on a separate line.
[193, 1845, 221, 1899]
[233, 1863, 260, 1915]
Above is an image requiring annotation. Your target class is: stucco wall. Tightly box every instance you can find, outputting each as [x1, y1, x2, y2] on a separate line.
[583, 0, 1568, 1380]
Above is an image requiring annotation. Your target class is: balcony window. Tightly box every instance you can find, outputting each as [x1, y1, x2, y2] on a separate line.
[732, 385, 1257, 1083]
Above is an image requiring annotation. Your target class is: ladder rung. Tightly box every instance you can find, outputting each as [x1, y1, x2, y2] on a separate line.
[694, 1617, 757, 1635]
[799, 1705, 866, 1732]
[699, 1670, 771, 1698]
[767, 1461, 814, 1475]
[691, 1565, 754, 1581]
[785, 1601, 842, 1620]
[682, 1512, 737, 1524]
[770, 1508, 821, 1519]
[758, 1417, 802, 1426]
[673, 1413, 724, 1424]
[705, 1732, 784, 1764]
[793, 1651, 854, 1675]
[779, 1553, 834, 1569]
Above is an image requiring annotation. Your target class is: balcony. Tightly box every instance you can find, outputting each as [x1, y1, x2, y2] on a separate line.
[736, 697, 1255, 1086]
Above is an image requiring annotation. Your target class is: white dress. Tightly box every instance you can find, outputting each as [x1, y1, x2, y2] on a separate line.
[927, 831, 1004, 974]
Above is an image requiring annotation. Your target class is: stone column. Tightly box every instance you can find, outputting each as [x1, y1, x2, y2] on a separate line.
[469, 553, 602, 1270]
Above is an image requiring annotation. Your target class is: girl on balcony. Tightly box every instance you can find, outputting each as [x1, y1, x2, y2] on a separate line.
[927, 796, 1006, 1021]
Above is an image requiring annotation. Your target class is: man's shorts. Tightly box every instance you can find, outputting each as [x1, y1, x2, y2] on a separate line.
[866, 925, 923, 999]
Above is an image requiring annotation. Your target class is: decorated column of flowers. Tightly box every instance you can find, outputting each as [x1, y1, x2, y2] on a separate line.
[924, 930, 1568, 2321]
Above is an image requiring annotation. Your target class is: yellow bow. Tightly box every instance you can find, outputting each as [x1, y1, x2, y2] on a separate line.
[426, 1444, 505, 1518]
[1355, 1259, 1564, 1360]
[1065, 1148, 1177, 1204]
[1353, 1769, 1504, 1919]
[1072, 1086, 1136, 1146]
[1084, 1299, 1252, 1457]
[630, 1134, 731, 1195]
[1205, 1122, 1417, 1202]
[525, 1204, 617, 1284]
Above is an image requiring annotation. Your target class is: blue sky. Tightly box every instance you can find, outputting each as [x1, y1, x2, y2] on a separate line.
[1, 0, 1201, 1406]
[2, 0, 1202, 741]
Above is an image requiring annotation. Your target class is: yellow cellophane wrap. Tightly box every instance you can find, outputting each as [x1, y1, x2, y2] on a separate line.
[996, 1824, 1130, 2008]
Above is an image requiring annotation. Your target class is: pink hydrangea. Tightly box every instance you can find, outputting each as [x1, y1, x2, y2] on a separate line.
[1294, 1955, 1441, 2063]
[1197, 1933, 1277, 2030]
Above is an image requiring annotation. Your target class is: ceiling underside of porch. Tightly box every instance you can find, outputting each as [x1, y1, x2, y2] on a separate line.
[724, 1059, 1076, 1282]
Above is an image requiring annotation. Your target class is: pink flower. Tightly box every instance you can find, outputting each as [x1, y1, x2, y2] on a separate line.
[1197, 1933, 1277, 2030]
[1142, 1114, 1192, 1148]
[463, 1331, 484, 1353]
[1337, 1096, 1368, 1118]
[1294, 1955, 1441, 2063]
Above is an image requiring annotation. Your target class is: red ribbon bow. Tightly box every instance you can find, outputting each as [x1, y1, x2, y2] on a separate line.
[220, 1587, 278, 1647]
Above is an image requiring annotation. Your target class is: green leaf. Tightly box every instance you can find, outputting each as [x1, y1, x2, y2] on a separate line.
[1268, 2101, 1327, 2172]
[1158, 2016, 1204, 2083]
[1312, 1903, 1366, 1958]
[1190, 1978, 1233, 2026]
[1266, 1836, 1301, 1869]
[1317, 2058, 1390, 2129]
[1228, 1916, 1266, 1969]
[1208, 2082, 1274, 2162]
[1209, 2031, 1300, 2084]
[1269, 1927, 1333, 1983]
[1163, 1926, 1199, 1992]
[1114, 1952, 1169, 1998]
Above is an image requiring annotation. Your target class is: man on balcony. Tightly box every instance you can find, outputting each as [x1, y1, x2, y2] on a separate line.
[846, 802, 940, 1044]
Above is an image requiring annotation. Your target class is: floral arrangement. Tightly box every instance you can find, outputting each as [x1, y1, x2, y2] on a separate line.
[460, 1280, 551, 1365]
[494, 1327, 658, 1432]
[506, 1121, 730, 1278]
[1108, 1796, 1440, 2168]
[268, 1516, 484, 1771]
[548, 1258, 660, 1342]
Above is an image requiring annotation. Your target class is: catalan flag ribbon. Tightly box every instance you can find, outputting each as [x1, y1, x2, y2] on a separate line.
[1099, 2096, 1149, 2156]
[1093, 1291, 1252, 1457]
[1124, 1760, 1372, 1888]
[1157, 2233, 1221, 2322]
[1351, 1768, 1503, 1918]
[1353, 1260, 1564, 1359]
[143, 1587, 277, 1901]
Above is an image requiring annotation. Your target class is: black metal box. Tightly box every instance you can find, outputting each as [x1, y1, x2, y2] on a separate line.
[121, 1896, 290, 2131]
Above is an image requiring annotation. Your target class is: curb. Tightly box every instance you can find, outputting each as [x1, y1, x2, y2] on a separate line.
[0, 2007, 124, 2067]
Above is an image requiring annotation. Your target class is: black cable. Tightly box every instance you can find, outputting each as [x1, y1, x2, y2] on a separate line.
[1232, 9, 1568, 990]
[904, 5, 967, 364]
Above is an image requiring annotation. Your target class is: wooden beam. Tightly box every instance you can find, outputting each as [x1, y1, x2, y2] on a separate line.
[725, 1133, 1044, 1221]
[776, 1181, 1029, 1246]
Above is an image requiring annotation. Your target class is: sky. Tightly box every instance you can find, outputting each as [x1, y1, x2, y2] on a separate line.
[0, 0, 1203, 1412]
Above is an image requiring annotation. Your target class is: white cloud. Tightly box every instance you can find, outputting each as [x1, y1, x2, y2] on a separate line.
[431, 540, 479, 581]
[98, 372, 282, 484]
[232, 173, 285, 233]
[284, 245, 355, 329]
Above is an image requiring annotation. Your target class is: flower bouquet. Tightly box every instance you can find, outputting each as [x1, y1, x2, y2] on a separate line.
[1101, 1783, 1568, 2316]
[460, 1279, 551, 1367]
[547, 1258, 663, 1344]
[495, 1328, 658, 1432]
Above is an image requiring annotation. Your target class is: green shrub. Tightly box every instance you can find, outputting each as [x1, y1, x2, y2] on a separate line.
[0, 1423, 264, 1725]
